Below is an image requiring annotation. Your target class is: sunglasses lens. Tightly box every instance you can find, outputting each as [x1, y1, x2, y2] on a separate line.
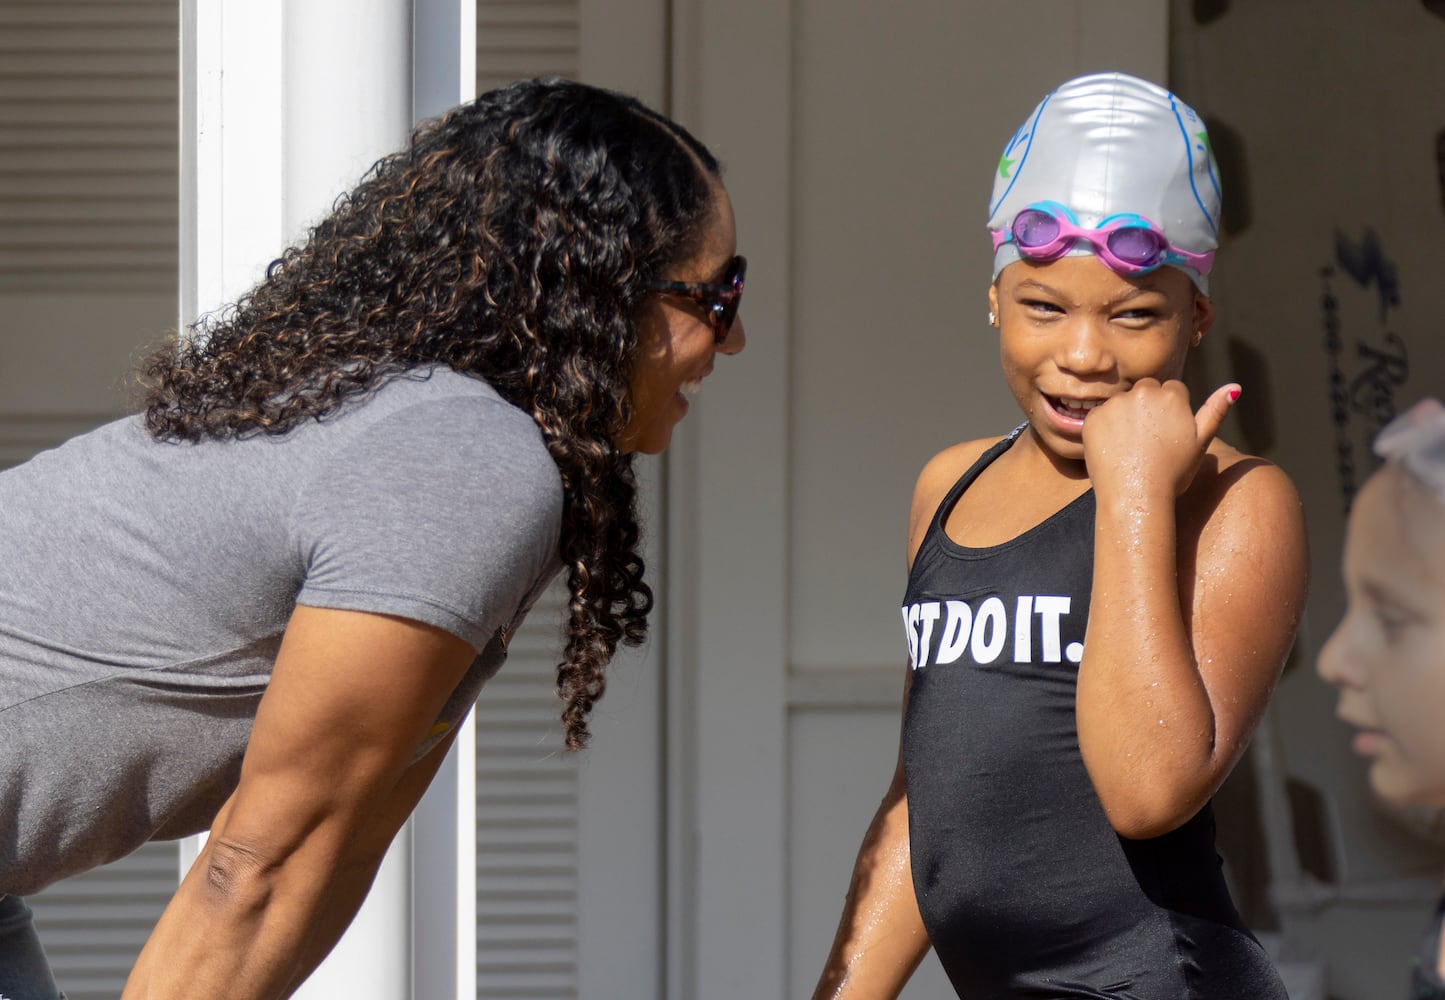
[1106, 227, 1167, 267]
[716, 301, 738, 334]
[1012, 209, 1061, 249]
[715, 257, 746, 336]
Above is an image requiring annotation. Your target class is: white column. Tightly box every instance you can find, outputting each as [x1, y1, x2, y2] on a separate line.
[176, 0, 287, 885]
[281, 0, 413, 235]
[179, 0, 476, 995]
[179, 0, 285, 327]
[408, 8, 480, 998]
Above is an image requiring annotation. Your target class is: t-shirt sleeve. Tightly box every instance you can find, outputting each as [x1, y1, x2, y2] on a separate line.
[290, 395, 563, 651]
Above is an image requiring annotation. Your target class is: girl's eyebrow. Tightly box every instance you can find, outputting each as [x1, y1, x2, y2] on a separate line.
[1013, 278, 1064, 296]
[1011, 279, 1169, 308]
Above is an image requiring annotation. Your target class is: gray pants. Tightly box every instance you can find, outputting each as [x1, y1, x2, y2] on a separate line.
[0, 895, 64, 1000]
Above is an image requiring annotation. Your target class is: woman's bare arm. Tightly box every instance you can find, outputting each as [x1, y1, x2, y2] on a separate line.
[279, 726, 462, 994]
[122, 605, 478, 999]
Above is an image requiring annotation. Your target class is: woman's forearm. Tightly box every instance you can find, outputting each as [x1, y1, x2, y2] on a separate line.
[279, 855, 389, 997]
[281, 733, 455, 995]
[123, 831, 342, 1000]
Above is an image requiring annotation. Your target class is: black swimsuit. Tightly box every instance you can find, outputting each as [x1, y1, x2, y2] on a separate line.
[900, 431, 1286, 999]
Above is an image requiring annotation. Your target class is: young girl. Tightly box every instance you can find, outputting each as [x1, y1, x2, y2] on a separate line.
[1317, 398, 1445, 999]
[814, 72, 1309, 999]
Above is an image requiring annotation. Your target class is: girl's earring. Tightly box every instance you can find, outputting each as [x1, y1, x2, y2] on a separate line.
[1191, 330, 1204, 347]
[988, 310, 998, 327]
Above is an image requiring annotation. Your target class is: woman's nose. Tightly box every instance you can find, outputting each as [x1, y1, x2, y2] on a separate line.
[718, 315, 746, 355]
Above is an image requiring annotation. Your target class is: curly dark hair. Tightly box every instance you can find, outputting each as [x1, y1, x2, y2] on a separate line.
[141, 78, 724, 750]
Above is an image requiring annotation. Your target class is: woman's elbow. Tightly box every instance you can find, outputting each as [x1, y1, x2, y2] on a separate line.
[200, 836, 284, 912]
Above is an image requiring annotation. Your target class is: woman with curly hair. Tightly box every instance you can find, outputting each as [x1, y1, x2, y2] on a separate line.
[0, 77, 744, 999]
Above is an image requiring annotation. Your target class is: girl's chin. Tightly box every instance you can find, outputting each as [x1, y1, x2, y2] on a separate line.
[1023, 419, 1086, 462]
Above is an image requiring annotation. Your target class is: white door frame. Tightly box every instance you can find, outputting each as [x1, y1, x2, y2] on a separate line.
[666, 1, 794, 995]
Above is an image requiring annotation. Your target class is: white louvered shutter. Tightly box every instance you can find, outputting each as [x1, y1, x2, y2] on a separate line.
[20, 844, 175, 999]
[474, 584, 581, 999]
[0, 1, 177, 295]
[7, 1, 179, 997]
[472, 12, 587, 999]
[476, 0, 579, 95]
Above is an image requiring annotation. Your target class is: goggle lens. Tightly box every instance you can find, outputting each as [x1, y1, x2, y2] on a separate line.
[1105, 226, 1169, 267]
[1012, 209, 1062, 250]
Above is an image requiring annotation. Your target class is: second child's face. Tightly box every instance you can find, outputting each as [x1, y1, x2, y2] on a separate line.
[1318, 465, 1445, 807]
[988, 256, 1209, 464]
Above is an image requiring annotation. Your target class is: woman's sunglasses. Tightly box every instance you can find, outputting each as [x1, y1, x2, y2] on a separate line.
[644, 255, 747, 344]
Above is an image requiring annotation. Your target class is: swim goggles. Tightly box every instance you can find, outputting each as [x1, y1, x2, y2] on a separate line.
[990, 201, 1214, 279]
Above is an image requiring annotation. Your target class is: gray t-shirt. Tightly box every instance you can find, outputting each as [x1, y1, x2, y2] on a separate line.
[0, 367, 563, 895]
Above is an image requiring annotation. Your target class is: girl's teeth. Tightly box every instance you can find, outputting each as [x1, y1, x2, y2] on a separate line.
[681, 379, 703, 398]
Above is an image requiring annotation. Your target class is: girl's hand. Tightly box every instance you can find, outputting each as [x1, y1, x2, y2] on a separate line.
[1082, 379, 1240, 500]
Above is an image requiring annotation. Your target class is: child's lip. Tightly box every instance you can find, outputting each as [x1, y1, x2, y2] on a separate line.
[1347, 726, 1387, 757]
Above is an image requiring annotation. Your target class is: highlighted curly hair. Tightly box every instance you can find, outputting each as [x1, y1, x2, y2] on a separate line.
[141, 78, 724, 749]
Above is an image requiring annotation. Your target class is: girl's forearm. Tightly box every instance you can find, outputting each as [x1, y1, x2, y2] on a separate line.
[812, 781, 930, 1000]
[1075, 489, 1218, 838]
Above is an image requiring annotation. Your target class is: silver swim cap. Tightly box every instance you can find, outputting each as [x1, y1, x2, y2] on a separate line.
[1374, 398, 1445, 504]
[987, 72, 1222, 292]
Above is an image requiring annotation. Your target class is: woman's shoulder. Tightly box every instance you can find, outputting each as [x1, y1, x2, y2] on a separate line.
[297, 369, 561, 520]
[351, 369, 550, 462]
[368, 366, 519, 418]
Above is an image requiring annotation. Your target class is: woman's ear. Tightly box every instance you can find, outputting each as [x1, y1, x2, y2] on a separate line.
[988, 283, 1001, 327]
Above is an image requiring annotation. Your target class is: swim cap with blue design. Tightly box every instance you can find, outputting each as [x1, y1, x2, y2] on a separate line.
[988, 72, 1222, 292]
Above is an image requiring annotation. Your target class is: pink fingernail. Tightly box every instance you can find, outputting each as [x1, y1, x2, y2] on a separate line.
[1228, 388, 1241, 403]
